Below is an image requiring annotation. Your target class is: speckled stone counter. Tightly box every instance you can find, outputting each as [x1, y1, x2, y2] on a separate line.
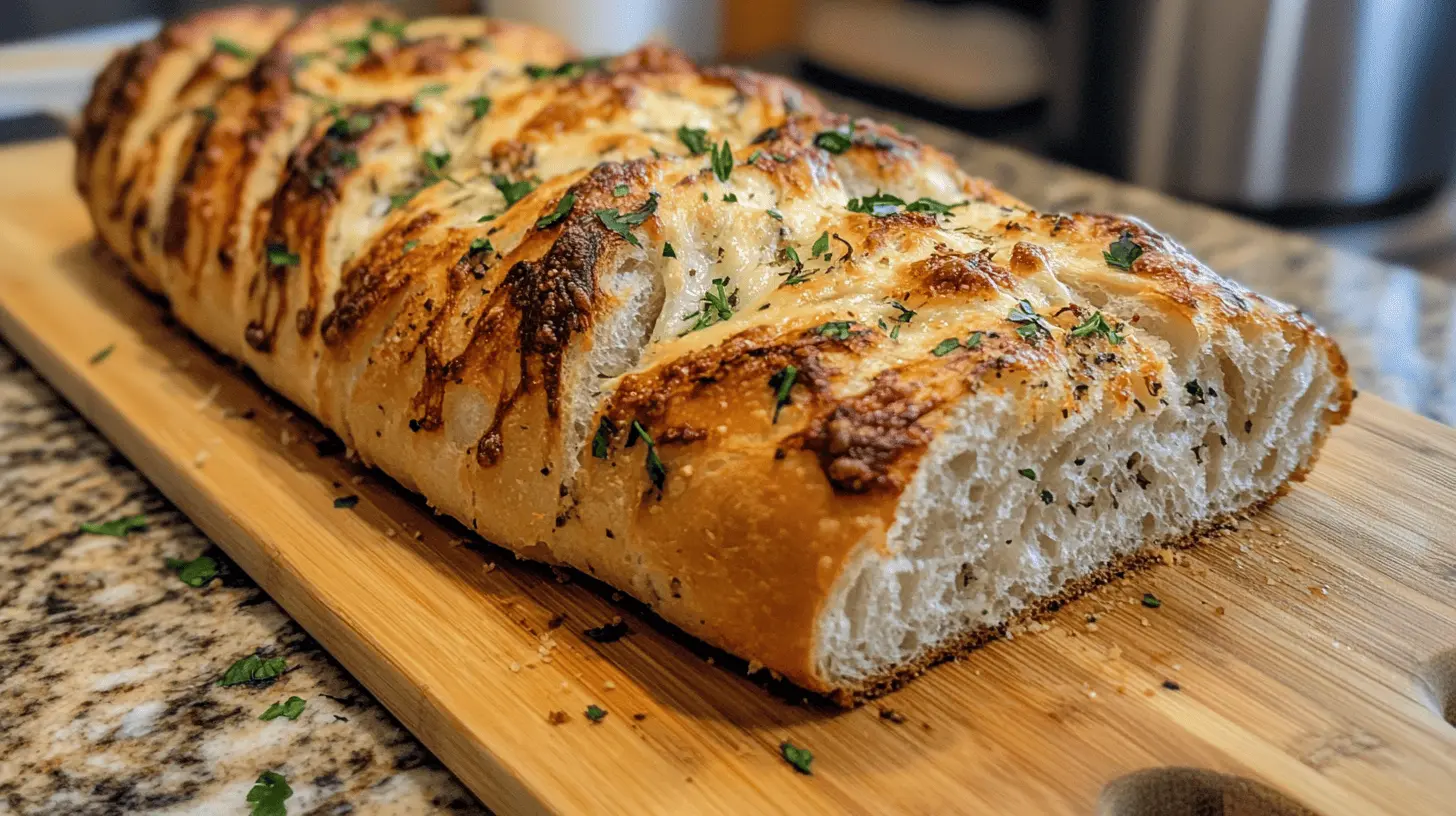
[0, 340, 484, 813]
[5, 97, 1456, 814]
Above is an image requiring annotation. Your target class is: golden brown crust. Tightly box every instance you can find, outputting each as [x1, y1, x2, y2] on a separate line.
[75, 4, 1353, 696]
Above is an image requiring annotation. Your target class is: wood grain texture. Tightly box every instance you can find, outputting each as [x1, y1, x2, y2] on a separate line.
[2, 138, 1453, 814]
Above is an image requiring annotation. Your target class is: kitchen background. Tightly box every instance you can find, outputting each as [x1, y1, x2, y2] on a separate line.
[4, 0, 1456, 275]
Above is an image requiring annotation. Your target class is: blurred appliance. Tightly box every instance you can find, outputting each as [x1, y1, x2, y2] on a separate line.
[485, 0, 720, 60]
[800, 0, 1052, 137]
[1050, 0, 1456, 224]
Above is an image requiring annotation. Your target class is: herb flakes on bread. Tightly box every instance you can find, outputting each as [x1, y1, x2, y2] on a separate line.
[76, 3, 1353, 701]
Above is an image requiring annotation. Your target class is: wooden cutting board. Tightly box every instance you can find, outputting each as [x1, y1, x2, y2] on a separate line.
[2, 138, 1453, 815]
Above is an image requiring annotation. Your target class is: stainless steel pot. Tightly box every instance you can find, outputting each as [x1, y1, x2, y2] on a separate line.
[1050, 0, 1456, 223]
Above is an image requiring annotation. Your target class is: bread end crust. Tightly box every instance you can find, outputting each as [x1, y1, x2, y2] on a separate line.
[826, 499, 1275, 707]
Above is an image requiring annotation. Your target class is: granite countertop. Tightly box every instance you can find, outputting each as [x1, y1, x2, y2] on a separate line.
[0, 340, 484, 814]
[5, 89, 1456, 814]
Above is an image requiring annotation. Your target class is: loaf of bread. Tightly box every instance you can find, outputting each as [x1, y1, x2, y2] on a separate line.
[76, 4, 1353, 701]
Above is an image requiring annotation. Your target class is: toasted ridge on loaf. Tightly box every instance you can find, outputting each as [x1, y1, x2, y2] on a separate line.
[76, 3, 1354, 700]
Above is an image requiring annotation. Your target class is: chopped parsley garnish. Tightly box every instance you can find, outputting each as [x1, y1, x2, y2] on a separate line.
[213, 37, 253, 60]
[931, 338, 961, 357]
[846, 191, 961, 217]
[469, 237, 492, 254]
[89, 344, 115, 364]
[564, 58, 608, 76]
[626, 421, 666, 491]
[1018, 468, 1037, 480]
[536, 192, 575, 228]
[780, 741, 813, 774]
[525, 58, 607, 80]
[1142, 592, 1162, 608]
[816, 321, 853, 340]
[662, 242, 676, 258]
[585, 704, 607, 723]
[421, 150, 459, 186]
[766, 209, 783, 220]
[1069, 311, 1124, 345]
[80, 514, 148, 537]
[246, 771, 292, 816]
[327, 112, 372, 138]
[333, 495, 359, 509]
[682, 277, 735, 332]
[612, 183, 629, 197]
[769, 365, 798, 423]
[1040, 490, 1054, 505]
[165, 555, 218, 588]
[595, 193, 659, 247]
[477, 214, 496, 223]
[810, 231, 830, 258]
[905, 197, 964, 215]
[723, 193, 738, 203]
[591, 416, 617, 459]
[747, 149, 763, 163]
[710, 140, 733, 182]
[930, 330, 982, 354]
[467, 95, 491, 120]
[410, 83, 448, 110]
[677, 125, 710, 155]
[781, 266, 810, 286]
[367, 17, 409, 39]
[772, 153, 790, 162]
[266, 245, 300, 267]
[388, 190, 417, 212]
[259, 696, 307, 721]
[814, 128, 852, 154]
[846, 191, 905, 217]
[1185, 380, 1206, 405]
[492, 175, 538, 208]
[780, 242, 809, 284]
[401, 240, 418, 254]
[197, 106, 218, 121]
[337, 36, 371, 70]
[1007, 299, 1052, 342]
[219, 654, 288, 686]
[888, 300, 915, 324]
[1103, 231, 1144, 270]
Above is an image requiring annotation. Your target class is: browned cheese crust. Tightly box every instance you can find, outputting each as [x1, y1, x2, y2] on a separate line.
[75, 4, 1353, 699]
